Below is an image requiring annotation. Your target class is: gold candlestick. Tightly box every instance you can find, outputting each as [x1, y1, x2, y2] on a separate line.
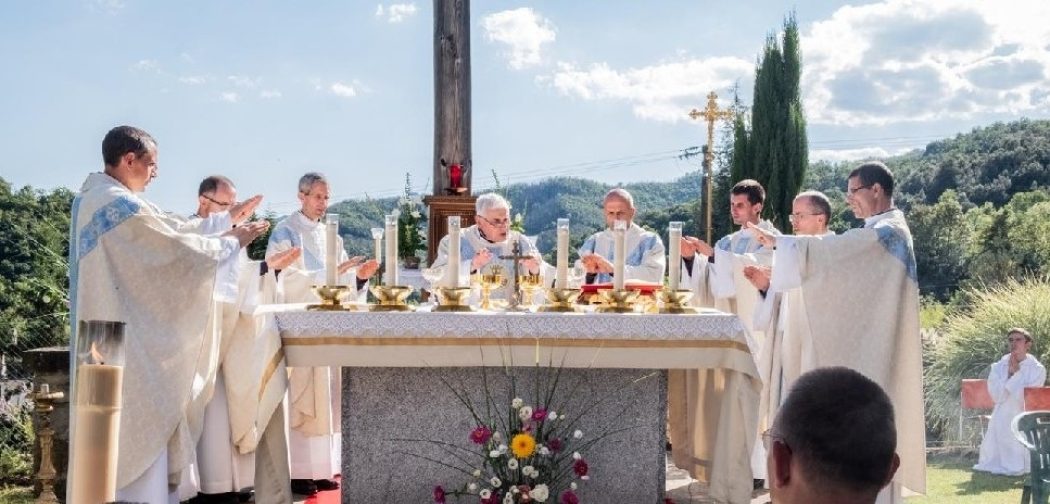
[369, 285, 415, 311]
[307, 285, 353, 311]
[596, 289, 641, 314]
[538, 287, 581, 313]
[31, 383, 64, 504]
[658, 288, 698, 314]
[433, 286, 475, 312]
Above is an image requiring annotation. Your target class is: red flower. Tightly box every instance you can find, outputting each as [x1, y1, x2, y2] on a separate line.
[470, 425, 493, 445]
[548, 437, 563, 452]
[481, 491, 501, 504]
[433, 485, 446, 503]
[559, 489, 579, 504]
[664, 499, 676, 504]
[532, 408, 548, 422]
[573, 458, 589, 477]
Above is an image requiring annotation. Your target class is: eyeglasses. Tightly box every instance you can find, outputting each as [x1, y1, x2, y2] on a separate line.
[202, 194, 234, 208]
[846, 184, 873, 196]
[788, 213, 824, 224]
[478, 215, 511, 227]
[1008, 337, 1028, 343]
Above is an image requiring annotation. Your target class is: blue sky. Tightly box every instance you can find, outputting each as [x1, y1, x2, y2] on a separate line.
[2, 0, 1048, 214]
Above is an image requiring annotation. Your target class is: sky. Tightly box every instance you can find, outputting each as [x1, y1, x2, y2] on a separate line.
[2, 0, 1049, 214]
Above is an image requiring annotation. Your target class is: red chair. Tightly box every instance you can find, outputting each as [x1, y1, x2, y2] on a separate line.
[961, 379, 995, 444]
[1025, 387, 1050, 411]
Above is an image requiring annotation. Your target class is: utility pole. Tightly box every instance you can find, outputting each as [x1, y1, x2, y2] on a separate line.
[688, 91, 733, 243]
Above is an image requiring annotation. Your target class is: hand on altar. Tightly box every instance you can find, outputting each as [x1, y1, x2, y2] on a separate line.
[229, 195, 263, 225]
[266, 247, 301, 271]
[743, 265, 772, 291]
[471, 248, 493, 271]
[355, 259, 380, 280]
[581, 253, 613, 274]
[224, 220, 269, 248]
[338, 256, 365, 275]
[681, 236, 713, 257]
[747, 222, 777, 249]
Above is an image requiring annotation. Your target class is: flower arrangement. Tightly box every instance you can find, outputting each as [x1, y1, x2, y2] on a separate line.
[395, 173, 427, 267]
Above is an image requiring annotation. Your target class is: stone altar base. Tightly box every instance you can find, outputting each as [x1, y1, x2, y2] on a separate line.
[342, 367, 667, 503]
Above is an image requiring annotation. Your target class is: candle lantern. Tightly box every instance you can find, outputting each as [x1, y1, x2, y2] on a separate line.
[449, 164, 463, 189]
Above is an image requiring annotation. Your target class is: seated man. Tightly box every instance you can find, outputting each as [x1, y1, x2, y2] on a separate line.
[975, 328, 1047, 475]
[766, 367, 900, 504]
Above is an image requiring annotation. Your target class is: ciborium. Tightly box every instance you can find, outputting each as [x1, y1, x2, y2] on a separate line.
[308, 285, 352, 311]
[369, 285, 415, 312]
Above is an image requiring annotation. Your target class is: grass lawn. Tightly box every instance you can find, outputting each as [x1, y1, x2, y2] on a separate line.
[912, 452, 1026, 503]
[0, 485, 32, 504]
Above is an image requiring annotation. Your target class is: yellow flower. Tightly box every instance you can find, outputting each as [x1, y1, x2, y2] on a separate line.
[511, 433, 536, 459]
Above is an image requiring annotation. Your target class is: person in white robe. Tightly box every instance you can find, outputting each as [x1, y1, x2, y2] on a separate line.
[975, 328, 1047, 476]
[748, 161, 926, 503]
[577, 188, 665, 284]
[429, 193, 545, 303]
[668, 179, 777, 488]
[67, 126, 270, 504]
[265, 172, 379, 496]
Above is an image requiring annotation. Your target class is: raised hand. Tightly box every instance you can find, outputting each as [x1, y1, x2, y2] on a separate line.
[338, 256, 365, 275]
[223, 220, 270, 248]
[266, 247, 301, 271]
[471, 248, 493, 271]
[355, 259, 380, 280]
[682, 236, 713, 257]
[747, 222, 777, 249]
[743, 264, 772, 291]
[229, 195, 264, 225]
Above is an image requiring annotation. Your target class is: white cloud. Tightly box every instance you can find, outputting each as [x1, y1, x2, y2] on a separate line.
[801, 0, 1050, 126]
[811, 147, 900, 163]
[330, 82, 357, 98]
[130, 59, 161, 73]
[178, 75, 208, 85]
[259, 89, 282, 99]
[375, 3, 417, 23]
[482, 8, 556, 70]
[543, 57, 753, 123]
[93, 0, 124, 14]
[220, 92, 240, 103]
[227, 75, 261, 89]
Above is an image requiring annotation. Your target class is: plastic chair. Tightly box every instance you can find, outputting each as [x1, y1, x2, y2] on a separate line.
[961, 379, 995, 443]
[1026, 388, 1050, 411]
[1012, 411, 1050, 504]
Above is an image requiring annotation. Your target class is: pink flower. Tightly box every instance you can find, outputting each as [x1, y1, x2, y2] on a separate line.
[481, 491, 501, 504]
[532, 408, 548, 422]
[573, 458, 589, 477]
[559, 489, 579, 504]
[547, 437, 563, 453]
[433, 485, 446, 503]
[470, 425, 493, 445]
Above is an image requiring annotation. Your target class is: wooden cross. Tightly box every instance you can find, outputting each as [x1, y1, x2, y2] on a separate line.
[688, 91, 734, 243]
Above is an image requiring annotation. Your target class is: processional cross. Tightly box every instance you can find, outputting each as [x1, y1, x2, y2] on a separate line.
[688, 91, 734, 243]
[499, 241, 531, 311]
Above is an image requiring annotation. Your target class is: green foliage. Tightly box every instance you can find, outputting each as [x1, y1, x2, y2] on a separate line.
[924, 277, 1050, 444]
[245, 211, 278, 261]
[909, 190, 972, 299]
[0, 402, 34, 483]
[396, 173, 427, 263]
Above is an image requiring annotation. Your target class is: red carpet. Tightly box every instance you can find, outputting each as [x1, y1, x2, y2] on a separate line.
[301, 477, 340, 504]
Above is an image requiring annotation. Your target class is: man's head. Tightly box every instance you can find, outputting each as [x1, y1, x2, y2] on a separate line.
[847, 161, 895, 219]
[474, 193, 512, 242]
[297, 172, 330, 221]
[730, 179, 765, 226]
[196, 175, 237, 218]
[767, 367, 899, 504]
[602, 188, 636, 228]
[102, 126, 158, 192]
[790, 191, 831, 235]
[1008, 328, 1034, 360]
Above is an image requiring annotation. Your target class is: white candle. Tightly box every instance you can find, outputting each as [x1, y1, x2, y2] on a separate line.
[325, 213, 339, 286]
[613, 219, 626, 291]
[71, 363, 123, 504]
[447, 216, 461, 288]
[556, 218, 569, 289]
[371, 227, 384, 265]
[385, 214, 399, 286]
[668, 221, 683, 291]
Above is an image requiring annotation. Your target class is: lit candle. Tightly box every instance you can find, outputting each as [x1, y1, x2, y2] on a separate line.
[325, 213, 339, 286]
[447, 216, 461, 288]
[70, 321, 125, 504]
[371, 227, 384, 265]
[613, 219, 626, 291]
[385, 214, 399, 286]
[668, 221, 683, 291]
[556, 218, 569, 289]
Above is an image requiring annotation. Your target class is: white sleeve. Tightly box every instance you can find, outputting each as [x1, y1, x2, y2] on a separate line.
[624, 237, 666, 284]
[212, 237, 242, 303]
[987, 360, 1008, 404]
[769, 236, 803, 293]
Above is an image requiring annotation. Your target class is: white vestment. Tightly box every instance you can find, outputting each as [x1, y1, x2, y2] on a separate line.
[430, 225, 547, 303]
[768, 208, 927, 500]
[68, 172, 240, 503]
[266, 211, 361, 480]
[975, 354, 1046, 475]
[577, 222, 666, 284]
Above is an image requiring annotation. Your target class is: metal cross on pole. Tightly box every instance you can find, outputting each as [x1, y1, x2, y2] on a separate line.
[688, 91, 734, 243]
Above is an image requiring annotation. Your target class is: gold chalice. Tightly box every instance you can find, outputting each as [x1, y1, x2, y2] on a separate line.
[308, 285, 352, 311]
[517, 273, 544, 308]
[479, 265, 507, 311]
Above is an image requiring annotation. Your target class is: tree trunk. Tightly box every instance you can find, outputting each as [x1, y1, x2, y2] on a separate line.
[433, 0, 472, 195]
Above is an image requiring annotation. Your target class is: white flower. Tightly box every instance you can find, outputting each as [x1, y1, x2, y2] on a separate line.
[559, 414, 565, 420]
[531, 484, 550, 502]
[572, 451, 581, 460]
[523, 465, 535, 476]
[519, 406, 533, 421]
[490, 449, 500, 458]
[573, 429, 583, 439]
[498, 443, 508, 454]
[490, 476, 502, 487]
[570, 482, 578, 490]
[411, 210, 421, 219]
[473, 469, 482, 477]
[508, 458, 519, 470]
[511, 397, 524, 409]
[480, 489, 492, 499]
[503, 493, 514, 504]
[538, 445, 550, 456]
[492, 432, 503, 442]
[468, 482, 478, 492]
[547, 411, 557, 421]
[511, 486, 519, 494]
[514, 212, 523, 222]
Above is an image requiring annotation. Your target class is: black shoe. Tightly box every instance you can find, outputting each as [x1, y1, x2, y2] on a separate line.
[236, 490, 253, 503]
[193, 493, 239, 504]
[291, 479, 319, 496]
[314, 478, 340, 491]
[753, 478, 766, 490]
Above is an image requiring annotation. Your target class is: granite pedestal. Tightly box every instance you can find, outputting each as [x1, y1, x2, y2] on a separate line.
[341, 367, 667, 503]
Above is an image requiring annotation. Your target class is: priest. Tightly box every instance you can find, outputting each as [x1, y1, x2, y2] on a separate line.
[748, 161, 926, 503]
[68, 126, 270, 504]
[577, 188, 665, 284]
[265, 172, 379, 496]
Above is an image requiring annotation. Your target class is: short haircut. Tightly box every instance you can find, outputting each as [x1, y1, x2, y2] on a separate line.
[849, 161, 895, 197]
[1009, 327, 1034, 344]
[604, 188, 635, 209]
[475, 192, 511, 215]
[773, 367, 896, 496]
[731, 179, 765, 205]
[796, 190, 832, 218]
[102, 126, 156, 167]
[298, 172, 328, 194]
[198, 175, 235, 197]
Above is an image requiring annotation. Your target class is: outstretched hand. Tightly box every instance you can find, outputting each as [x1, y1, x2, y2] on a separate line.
[266, 247, 301, 271]
[223, 220, 270, 248]
[229, 195, 263, 225]
[746, 222, 777, 249]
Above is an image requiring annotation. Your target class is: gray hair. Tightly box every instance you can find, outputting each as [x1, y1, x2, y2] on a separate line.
[795, 190, 832, 217]
[298, 172, 328, 194]
[475, 193, 511, 215]
[604, 188, 635, 209]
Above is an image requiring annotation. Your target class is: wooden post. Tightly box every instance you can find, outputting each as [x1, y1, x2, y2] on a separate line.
[423, 195, 477, 265]
[433, 0, 472, 195]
